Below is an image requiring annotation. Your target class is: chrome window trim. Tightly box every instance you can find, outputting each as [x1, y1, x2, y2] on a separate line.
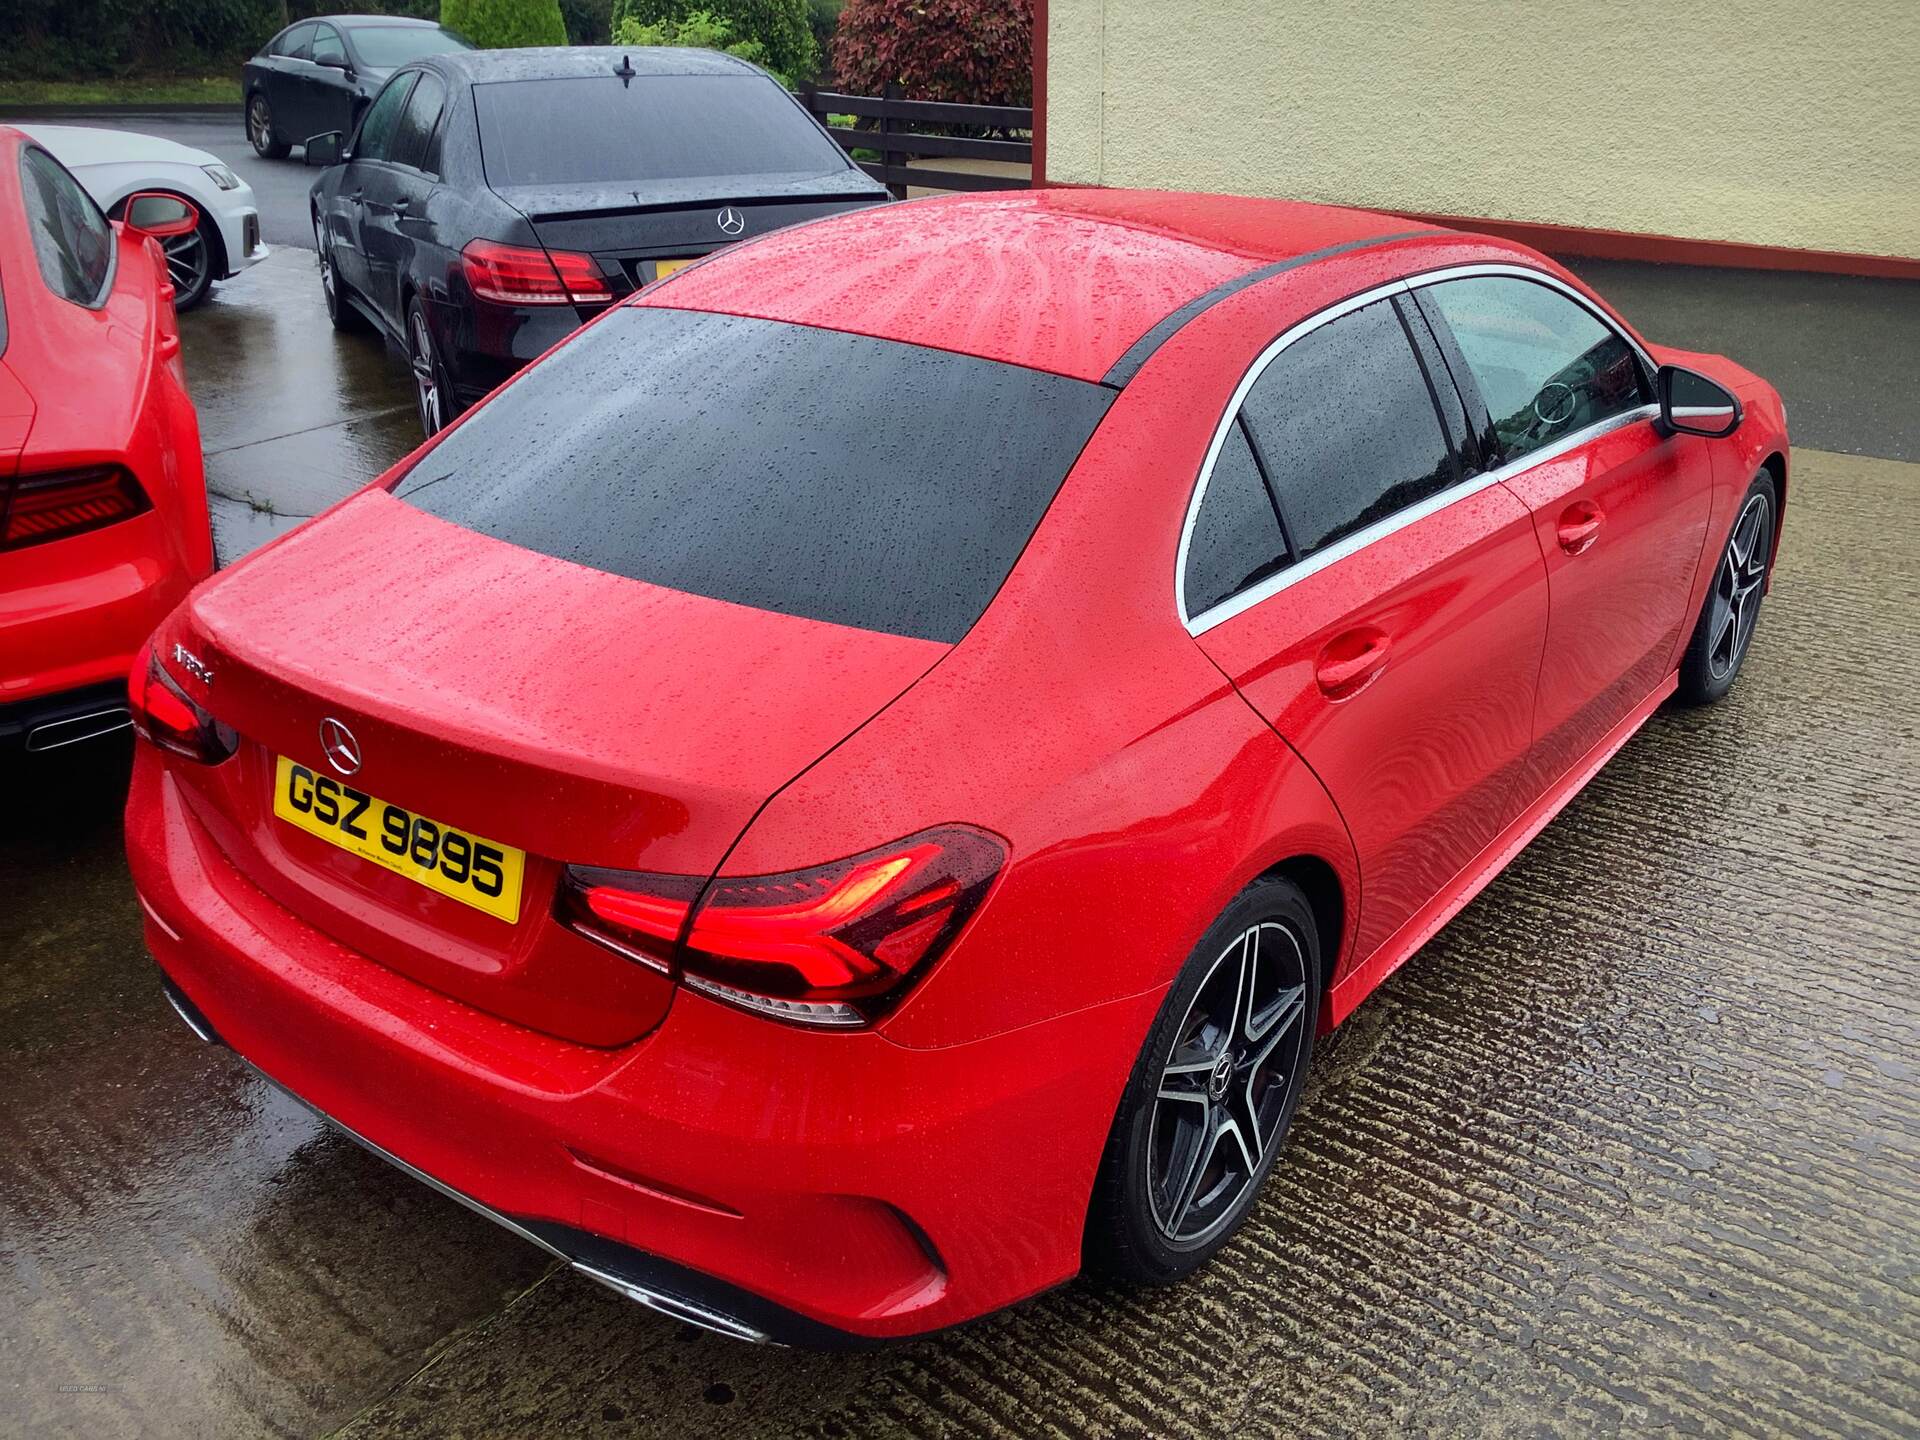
[1399, 261, 1657, 375]
[1175, 263, 1657, 637]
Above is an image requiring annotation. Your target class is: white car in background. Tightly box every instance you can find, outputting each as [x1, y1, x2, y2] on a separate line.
[17, 124, 267, 310]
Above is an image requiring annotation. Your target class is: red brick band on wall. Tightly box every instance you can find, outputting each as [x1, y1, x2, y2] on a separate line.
[1395, 211, 1920, 282]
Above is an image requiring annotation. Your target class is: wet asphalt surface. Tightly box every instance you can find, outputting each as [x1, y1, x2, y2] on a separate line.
[3, 244, 1919, 1437]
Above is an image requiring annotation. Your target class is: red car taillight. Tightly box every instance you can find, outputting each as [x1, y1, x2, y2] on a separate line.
[1, 465, 150, 550]
[461, 239, 612, 306]
[128, 641, 237, 763]
[557, 826, 1007, 1027]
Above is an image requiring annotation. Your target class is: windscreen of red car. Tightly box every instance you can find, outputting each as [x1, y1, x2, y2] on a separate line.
[392, 308, 1115, 643]
[474, 75, 852, 186]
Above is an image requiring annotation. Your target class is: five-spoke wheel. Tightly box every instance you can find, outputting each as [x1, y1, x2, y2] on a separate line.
[248, 93, 290, 160]
[1148, 921, 1310, 1245]
[1679, 469, 1777, 705]
[1706, 490, 1771, 680]
[1087, 875, 1322, 1282]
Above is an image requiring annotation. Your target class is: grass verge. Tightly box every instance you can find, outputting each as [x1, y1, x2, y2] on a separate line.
[0, 77, 241, 107]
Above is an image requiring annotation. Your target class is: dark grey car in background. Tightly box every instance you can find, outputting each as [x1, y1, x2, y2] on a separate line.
[243, 14, 472, 160]
[304, 46, 890, 436]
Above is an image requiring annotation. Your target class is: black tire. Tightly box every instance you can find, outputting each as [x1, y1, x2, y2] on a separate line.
[1086, 875, 1322, 1284]
[247, 91, 291, 160]
[314, 213, 367, 333]
[1677, 469, 1777, 706]
[406, 298, 456, 438]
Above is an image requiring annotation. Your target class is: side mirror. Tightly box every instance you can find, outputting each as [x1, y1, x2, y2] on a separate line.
[1657, 364, 1743, 438]
[304, 131, 345, 167]
[122, 192, 198, 238]
[317, 55, 354, 76]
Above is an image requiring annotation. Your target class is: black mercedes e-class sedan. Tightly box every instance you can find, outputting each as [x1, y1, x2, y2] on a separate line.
[243, 14, 473, 160]
[305, 46, 890, 436]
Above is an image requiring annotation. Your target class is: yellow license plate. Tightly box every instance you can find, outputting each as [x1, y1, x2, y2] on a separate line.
[654, 257, 697, 280]
[272, 755, 525, 923]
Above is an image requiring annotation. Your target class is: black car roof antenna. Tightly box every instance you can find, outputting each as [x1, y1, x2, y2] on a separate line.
[614, 54, 637, 87]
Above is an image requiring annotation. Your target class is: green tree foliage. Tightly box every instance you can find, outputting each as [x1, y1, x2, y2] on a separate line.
[0, 0, 435, 81]
[440, 0, 568, 48]
[806, 0, 843, 78]
[611, 9, 777, 79]
[559, 0, 614, 43]
[611, 0, 814, 81]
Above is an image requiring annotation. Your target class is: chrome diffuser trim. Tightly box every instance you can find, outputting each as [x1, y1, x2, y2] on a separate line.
[159, 988, 773, 1344]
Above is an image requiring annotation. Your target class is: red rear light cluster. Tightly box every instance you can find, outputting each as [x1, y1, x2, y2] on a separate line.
[128, 641, 237, 764]
[461, 239, 612, 306]
[1, 465, 149, 550]
[558, 826, 1007, 1027]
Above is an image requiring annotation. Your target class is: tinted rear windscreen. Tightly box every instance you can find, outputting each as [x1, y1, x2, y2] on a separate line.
[474, 75, 849, 187]
[395, 308, 1114, 643]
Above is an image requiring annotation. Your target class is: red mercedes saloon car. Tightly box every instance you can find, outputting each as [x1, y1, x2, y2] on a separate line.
[128, 190, 1787, 1345]
[1, 126, 214, 752]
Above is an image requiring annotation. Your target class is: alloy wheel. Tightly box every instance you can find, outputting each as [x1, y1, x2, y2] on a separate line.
[161, 223, 209, 298]
[248, 97, 272, 152]
[315, 221, 335, 304]
[1706, 491, 1771, 680]
[409, 311, 443, 435]
[1148, 920, 1310, 1246]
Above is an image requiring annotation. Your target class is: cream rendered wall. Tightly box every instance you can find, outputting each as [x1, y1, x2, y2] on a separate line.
[1045, 0, 1920, 260]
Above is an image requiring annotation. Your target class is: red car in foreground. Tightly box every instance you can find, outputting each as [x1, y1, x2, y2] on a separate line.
[128, 190, 1787, 1344]
[0, 126, 213, 752]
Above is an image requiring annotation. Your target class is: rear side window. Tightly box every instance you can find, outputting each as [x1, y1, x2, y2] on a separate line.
[474, 75, 849, 188]
[273, 23, 313, 60]
[390, 72, 447, 171]
[1184, 421, 1289, 618]
[354, 74, 417, 162]
[395, 308, 1114, 643]
[1416, 276, 1647, 465]
[1238, 299, 1456, 559]
[19, 147, 113, 307]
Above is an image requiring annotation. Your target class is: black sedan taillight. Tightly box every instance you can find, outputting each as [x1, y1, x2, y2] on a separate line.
[1, 465, 150, 550]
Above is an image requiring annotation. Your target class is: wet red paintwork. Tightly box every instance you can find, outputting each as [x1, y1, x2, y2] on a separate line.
[126, 191, 1789, 1340]
[0, 126, 212, 710]
[641, 188, 1443, 381]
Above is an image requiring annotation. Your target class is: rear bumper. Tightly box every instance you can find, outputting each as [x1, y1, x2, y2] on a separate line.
[0, 511, 201, 715]
[157, 974, 844, 1345]
[443, 299, 589, 408]
[127, 749, 1146, 1342]
[0, 679, 131, 753]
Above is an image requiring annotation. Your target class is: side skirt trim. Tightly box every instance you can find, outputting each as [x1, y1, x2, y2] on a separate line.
[1326, 672, 1679, 1025]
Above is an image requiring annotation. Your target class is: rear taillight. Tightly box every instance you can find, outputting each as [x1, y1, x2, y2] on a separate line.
[128, 641, 237, 764]
[1, 465, 149, 550]
[558, 826, 1007, 1027]
[461, 239, 612, 306]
